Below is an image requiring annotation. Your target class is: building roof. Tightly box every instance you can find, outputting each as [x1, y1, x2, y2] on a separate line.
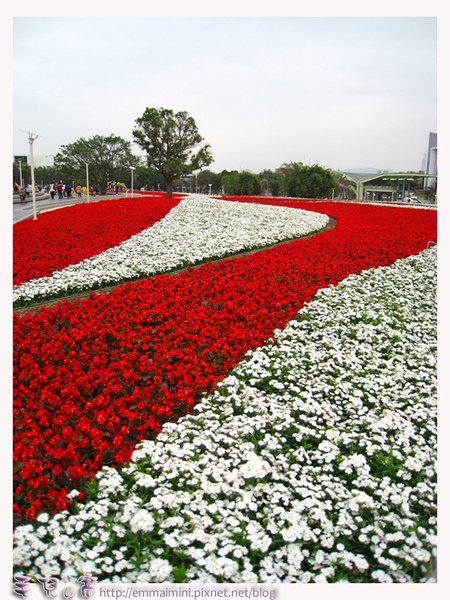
[343, 171, 436, 184]
[342, 172, 379, 182]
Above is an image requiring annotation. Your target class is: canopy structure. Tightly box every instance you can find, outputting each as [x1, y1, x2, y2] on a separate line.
[342, 172, 437, 201]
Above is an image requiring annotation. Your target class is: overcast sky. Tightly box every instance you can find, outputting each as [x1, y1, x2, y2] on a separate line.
[13, 16, 436, 173]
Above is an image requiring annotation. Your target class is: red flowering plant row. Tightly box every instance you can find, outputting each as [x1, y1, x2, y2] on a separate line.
[13, 194, 180, 286]
[13, 201, 437, 521]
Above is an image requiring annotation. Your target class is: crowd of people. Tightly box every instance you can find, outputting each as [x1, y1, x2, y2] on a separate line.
[13, 181, 102, 202]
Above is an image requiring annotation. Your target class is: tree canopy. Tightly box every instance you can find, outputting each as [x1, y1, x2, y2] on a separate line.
[54, 134, 139, 194]
[194, 170, 222, 194]
[133, 107, 213, 198]
[277, 162, 336, 198]
[258, 169, 281, 196]
[132, 166, 165, 191]
[222, 171, 261, 195]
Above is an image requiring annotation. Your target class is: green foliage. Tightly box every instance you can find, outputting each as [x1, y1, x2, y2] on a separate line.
[277, 162, 336, 198]
[172, 565, 187, 583]
[258, 169, 281, 196]
[13, 163, 57, 187]
[133, 107, 213, 198]
[195, 169, 222, 193]
[35, 166, 68, 185]
[190, 163, 335, 198]
[222, 171, 261, 195]
[132, 166, 165, 191]
[54, 135, 140, 194]
[367, 450, 404, 481]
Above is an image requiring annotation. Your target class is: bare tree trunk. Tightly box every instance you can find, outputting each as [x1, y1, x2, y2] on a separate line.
[166, 181, 173, 199]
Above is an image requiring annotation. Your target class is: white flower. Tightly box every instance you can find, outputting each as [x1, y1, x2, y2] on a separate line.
[129, 509, 155, 534]
[371, 570, 393, 583]
[147, 558, 173, 582]
[240, 452, 272, 479]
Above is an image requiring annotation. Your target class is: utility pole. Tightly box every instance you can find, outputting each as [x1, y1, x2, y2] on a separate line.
[86, 163, 90, 203]
[130, 166, 136, 196]
[28, 132, 39, 220]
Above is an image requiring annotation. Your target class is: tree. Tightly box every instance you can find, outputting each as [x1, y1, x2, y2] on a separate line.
[196, 169, 222, 194]
[222, 171, 261, 195]
[13, 163, 68, 189]
[132, 166, 165, 191]
[35, 166, 68, 185]
[277, 162, 336, 199]
[54, 135, 139, 194]
[12, 162, 30, 187]
[133, 107, 213, 199]
[258, 169, 280, 196]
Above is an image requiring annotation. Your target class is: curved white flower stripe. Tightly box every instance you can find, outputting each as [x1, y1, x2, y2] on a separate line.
[13, 195, 329, 304]
[13, 247, 436, 583]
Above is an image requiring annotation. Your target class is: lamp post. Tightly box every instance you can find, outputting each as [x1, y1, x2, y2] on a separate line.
[208, 183, 212, 196]
[18, 160, 23, 188]
[130, 166, 136, 196]
[86, 163, 90, 203]
[28, 132, 39, 220]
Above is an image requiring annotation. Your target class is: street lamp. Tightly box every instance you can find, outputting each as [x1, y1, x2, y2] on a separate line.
[28, 132, 39, 220]
[86, 163, 90, 203]
[208, 183, 212, 196]
[18, 160, 23, 188]
[130, 166, 136, 196]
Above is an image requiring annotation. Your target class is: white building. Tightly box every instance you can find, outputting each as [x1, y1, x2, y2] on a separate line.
[425, 132, 437, 190]
[31, 155, 55, 168]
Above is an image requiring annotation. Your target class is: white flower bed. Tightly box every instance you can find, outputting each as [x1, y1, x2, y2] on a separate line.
[13, 247, 436, 583]
[13, 195, 329, 305]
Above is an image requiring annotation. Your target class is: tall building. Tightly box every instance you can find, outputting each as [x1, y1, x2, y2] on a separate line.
[425, 132, 437, 190]
[420, 153, 427, 172]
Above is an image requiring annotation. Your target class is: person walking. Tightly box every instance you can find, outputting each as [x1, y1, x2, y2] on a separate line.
[64, 183, 72, 199]
[57, 182, 64, 199]
[49, 182, 56, 200]
[75, 184, 82, 199]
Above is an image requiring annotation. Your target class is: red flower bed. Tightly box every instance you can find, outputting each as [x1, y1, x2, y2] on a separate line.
[13, 201, 437, 520]
[13, 195, 180, 286]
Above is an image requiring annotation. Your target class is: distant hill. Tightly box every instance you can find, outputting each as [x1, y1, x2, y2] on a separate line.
[344, 167, 394, 174]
